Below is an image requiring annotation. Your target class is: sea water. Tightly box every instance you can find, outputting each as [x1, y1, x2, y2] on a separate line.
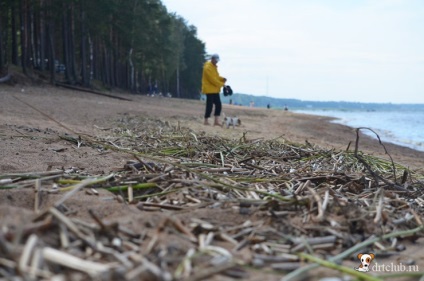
[293, 109, 424, 152]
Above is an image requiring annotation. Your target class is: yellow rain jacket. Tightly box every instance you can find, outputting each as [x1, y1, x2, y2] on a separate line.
[201, 61, 225, 94]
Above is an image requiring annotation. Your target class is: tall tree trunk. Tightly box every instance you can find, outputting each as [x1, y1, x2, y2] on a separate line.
[111, 48, 115, 87]
[29, 0, 36, 69]
[128, 0, 138, 92]
[4, 10, 10, 71]
[20, 0, 28, 75]
[138, 70, 143, 94]
[108, 20, 118, 88]
[103, 46, 110, 86]
[11, 2, 18, 65]
[69, 3, 77, 83]
[89, 34, 94, 81]
[176, 65, 180, 98]
[62, 3, 74, 84]
[80, 1, 89, 87]
[0, 8, 4, 73]
[39, 0, 46, 71]
[47, 21, 56, 84]
[129, 48, 134, 91]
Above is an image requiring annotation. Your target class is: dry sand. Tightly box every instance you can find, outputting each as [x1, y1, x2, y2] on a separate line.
[2, 85, 424, 173]
[1, 85, 423, 280]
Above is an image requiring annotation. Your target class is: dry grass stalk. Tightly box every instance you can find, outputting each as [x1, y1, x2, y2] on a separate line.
[1, 116, 424, 280]
[42, 247, 111, 278]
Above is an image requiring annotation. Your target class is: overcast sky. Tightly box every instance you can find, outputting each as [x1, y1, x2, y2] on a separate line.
[161, 0, 424, 104]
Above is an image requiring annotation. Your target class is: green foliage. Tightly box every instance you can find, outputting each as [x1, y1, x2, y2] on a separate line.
[0, 0, 205, 98]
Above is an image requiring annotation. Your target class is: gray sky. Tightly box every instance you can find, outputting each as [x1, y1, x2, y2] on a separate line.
[162, 0, 424, 104]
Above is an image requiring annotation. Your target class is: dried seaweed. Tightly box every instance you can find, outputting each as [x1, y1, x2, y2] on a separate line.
[1, 116, 423, 280]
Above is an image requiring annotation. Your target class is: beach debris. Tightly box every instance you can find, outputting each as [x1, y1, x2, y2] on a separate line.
[1, 116, 423, 280]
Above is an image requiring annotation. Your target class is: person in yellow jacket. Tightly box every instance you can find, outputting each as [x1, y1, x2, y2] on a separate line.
[202, 53, 227, 126]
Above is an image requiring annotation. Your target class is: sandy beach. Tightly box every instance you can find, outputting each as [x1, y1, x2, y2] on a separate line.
[1, 85, 424, 173]
[1, 85, 423, 280]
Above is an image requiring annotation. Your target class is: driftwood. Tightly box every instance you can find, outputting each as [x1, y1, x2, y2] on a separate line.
[0, 74, 12, 83]
[55, 82, 132, 101]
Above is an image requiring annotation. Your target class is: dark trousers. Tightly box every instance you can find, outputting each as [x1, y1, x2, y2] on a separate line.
[204, 93, 222, 118]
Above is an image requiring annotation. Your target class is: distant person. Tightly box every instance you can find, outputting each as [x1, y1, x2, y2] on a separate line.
[284, 104, 289, 111]
[201, 53, 227, 126]
[267, 103, 271, 109]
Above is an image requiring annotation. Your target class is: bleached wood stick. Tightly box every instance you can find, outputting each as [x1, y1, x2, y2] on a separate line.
[128, 185, 133, 203]
[19, 234, 38, 273]
[49, 207, 95, 248]
[59, 223, 70, 249]
[42, 247, 110, 277]
[373, 188, 384, 224]
[34, 179, 41, 213]
[307, 186, 324, 221]
[126, 253, 172, 281]
[292, 235, 337, 246]
[321, 189, 330, 212]
[29, 248, 42, 279]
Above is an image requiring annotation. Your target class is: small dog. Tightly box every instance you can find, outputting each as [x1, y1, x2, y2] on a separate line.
[355, 253, 375, 272]
[222, 116, 241, 129]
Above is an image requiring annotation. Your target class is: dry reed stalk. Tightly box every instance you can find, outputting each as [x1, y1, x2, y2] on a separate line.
[2, 116, 424, 280]
[34, 179, 41, 213]
[42, 247, 111, 278]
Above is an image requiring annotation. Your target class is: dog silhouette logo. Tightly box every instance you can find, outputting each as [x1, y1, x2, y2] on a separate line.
[355, 253, 375, 272]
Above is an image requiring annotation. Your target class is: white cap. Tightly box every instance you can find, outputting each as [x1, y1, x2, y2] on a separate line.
[211, 53, 220, 61]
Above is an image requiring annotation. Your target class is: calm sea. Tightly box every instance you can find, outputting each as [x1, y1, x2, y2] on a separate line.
[293, 109, 424, 152]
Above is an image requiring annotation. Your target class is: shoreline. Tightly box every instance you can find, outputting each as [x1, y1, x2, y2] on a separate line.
[1, 85, 424, 280]
[1, 85, 424, 172]
[292, 108, 424, 153]
[220, 104, 424, 171]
